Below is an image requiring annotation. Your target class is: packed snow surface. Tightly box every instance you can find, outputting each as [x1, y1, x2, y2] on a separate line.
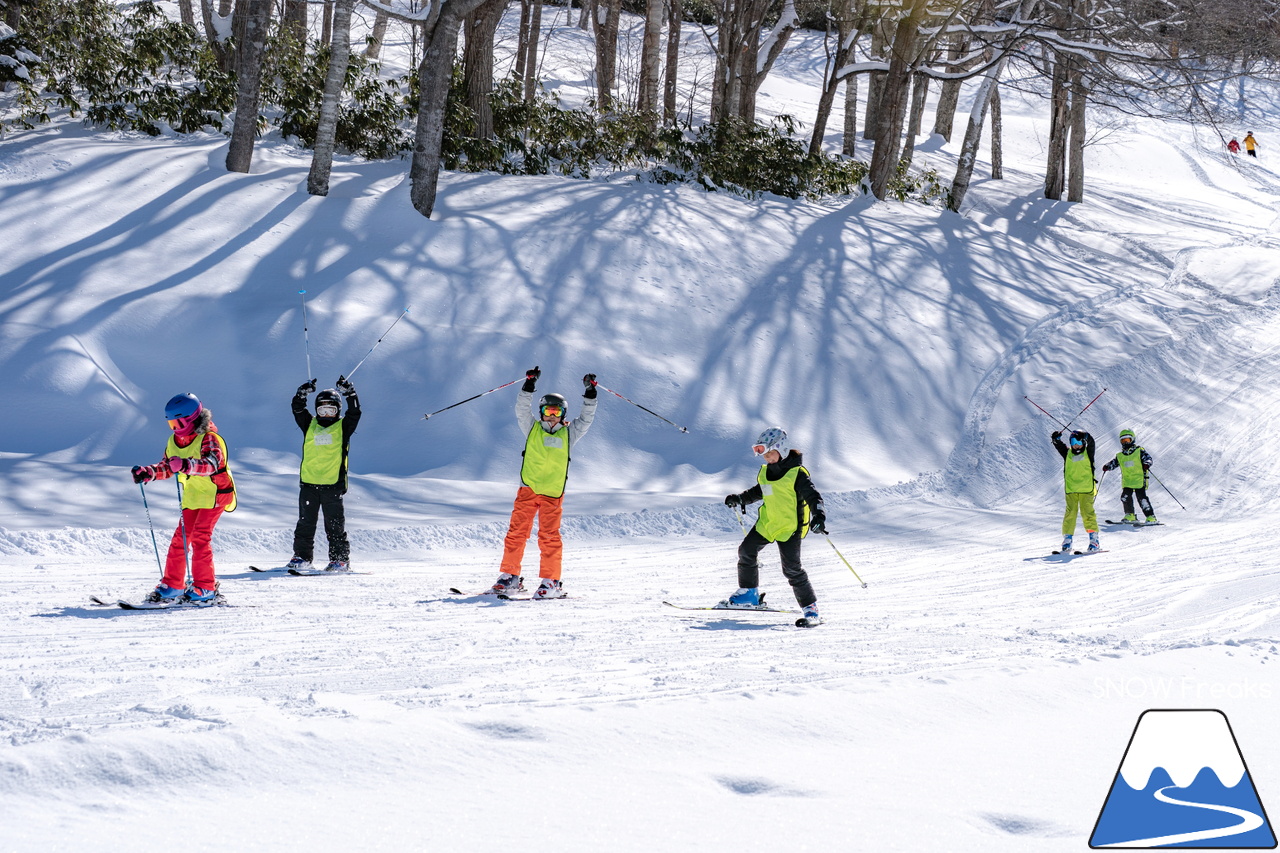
[4, 16, 1280, 853]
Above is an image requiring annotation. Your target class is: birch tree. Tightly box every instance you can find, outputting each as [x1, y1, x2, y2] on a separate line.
[307, 0, 356, 196]
[225, 0, 272, 173]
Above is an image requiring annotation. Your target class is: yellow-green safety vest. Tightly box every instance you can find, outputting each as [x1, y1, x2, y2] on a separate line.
[1064, 451, 1094, 494]
[521, 423, 571, 498]
[301, 419, 344, 486]
[754, 465, 811, 543]
[1116, 447, 1147, 488]
[166, 433, 237, 511]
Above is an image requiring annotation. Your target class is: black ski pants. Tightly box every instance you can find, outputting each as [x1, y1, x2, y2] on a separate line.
[292, 483, 349, 563]
[1121, 486, 1154, 518]
[737, 527, 816, 607]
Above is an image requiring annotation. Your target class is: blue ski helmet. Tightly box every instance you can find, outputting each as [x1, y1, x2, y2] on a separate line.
[164, 393, 201, 420]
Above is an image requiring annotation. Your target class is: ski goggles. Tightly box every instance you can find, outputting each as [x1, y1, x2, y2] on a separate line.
[540, 404, 564, 419]
[316, 404, 340, 418]
[168, 413, 199, 432]
[752, 444, 771, 456]
[1119, 436, 1134, 447]
[1070, 437, 1084, 449]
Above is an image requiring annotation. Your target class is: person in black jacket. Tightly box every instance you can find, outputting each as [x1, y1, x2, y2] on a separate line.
[722, 427, 826, 624]
[287, 376, 361, 572]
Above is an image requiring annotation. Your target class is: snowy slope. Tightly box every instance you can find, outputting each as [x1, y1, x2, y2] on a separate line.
[3, 17, 1280, 853]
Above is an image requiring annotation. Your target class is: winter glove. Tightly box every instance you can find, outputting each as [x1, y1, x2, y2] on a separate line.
[583, 373, 597, 399]
[1051, 430, 1062, 440]
[724, 493, 743, 508]
[522, 366, 540, 393]
[131, 465, 154, 484]
[167, 456, 190, 475]
[336, 375, 355, 396]
[297, 379, 317, 396]
[809, 504, 827, 535]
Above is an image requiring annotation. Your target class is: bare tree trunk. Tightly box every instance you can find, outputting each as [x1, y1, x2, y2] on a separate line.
[513, 0, 531, 79]
[662, 0, 681, 125]
[282, 0, 307, 42]
[307, 0, 355, 196]
[862, 22, 887, 140]
[225, 0, 272, 173]
[900, 70, 928, 167]
[868, 0, 925, 199]
[1044, 55, 1069, 200]
[578, 0, 594, 31]
[741, 0, 796, 123]
[179, 0, 196, 28]
[842, 72, 857, 156]
[201, 0, 235, 71]
[1067, 68, 1086, 202]
[592, 0, 621, 109]
[931, 37, 966, 141]
[523, 0, 542, 102]
[989, 82, 1002, 179]
[464, 0, 506, 138]
[637, 0, 664, 123]
[365, 10, 389, 59]
[808, 14, 849, 156]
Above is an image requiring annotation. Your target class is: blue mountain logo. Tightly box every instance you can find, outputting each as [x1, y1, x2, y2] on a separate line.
[1090, 709, 1276, 848]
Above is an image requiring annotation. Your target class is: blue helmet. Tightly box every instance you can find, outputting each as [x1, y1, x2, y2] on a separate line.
[164, 393, 201, 420]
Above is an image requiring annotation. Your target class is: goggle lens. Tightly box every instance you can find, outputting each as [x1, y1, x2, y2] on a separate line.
[1120, 436, 1133, 445]
[168, 418, 181, 430]
[752, 444, 767, 456]
[541, 405, 564, 418]
[317, 404, 339, 417]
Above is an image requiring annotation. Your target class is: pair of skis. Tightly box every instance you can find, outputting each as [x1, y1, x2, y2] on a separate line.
[1104, 519, 1164, 527]
[662, 601, 822, 628]
[249, 565, 371, 576]
[89, 594, 234, 610]
[447, 587, 565, 602]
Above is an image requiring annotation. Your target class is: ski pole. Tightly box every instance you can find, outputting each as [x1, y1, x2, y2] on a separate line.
[1062, 387, 1107, 431]
[299, 290, 313, 380]
[176, 477, 190, 587]
[592, 380, 688, 433]
[1147, 469, 1186, 510]
[1024, 395, 1068, 428]
[344, 307, 409, 380]
[727, 504, 746, 534]
[423, 376, 525, 420]
[139, 482, 164, 578]
[824, 535, 867, 588]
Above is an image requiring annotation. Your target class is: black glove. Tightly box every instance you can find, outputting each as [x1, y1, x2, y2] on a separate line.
[522, 366, 540, 393]
[809, 504, 827, 535]
[336, 375, 355, 395]
[1051, 430, 1062, 440]
[725, 493, 742, 508]
[132, 465, 154, 484]
[297, 379, 317, 396]
[583, 373, 597, 399]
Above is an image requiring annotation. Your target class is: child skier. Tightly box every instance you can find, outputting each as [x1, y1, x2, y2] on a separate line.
[722, 427, 826, 624]
[1245, 132, 1259, 157]
[130, 393, 237, 604]
[286, 376, 361, 572]
[489, 367, 598, 599]
[1229, 138, 1241, 154]
[1101, 428, 1156, 524]
[1051, 429, 1100, 553]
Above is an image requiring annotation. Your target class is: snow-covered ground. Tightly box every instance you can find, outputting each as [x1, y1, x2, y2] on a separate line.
[4, 16, 1280, 852]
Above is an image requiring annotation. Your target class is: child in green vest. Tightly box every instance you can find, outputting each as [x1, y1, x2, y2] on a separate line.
[722, 427, 826, 623]
[490, 367, 598, 599]
[1100, 428, 1156, 523]
[1052, 429, 1100, 553]
[287, 376, 360, 572]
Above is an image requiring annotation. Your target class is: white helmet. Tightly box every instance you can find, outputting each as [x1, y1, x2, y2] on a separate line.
[752, 427, 789, 457]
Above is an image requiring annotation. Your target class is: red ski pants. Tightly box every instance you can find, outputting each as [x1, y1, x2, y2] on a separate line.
[500, 487, 564, 580]
[163, 507, 224, 590]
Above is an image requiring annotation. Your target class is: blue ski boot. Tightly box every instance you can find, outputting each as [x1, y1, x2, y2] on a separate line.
[1057, 535, 1073, 554]
[719, 587, 762, 609]
[1087, 532, 1101, 553]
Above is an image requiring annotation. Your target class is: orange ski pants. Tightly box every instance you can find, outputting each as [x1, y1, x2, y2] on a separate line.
[500, 486, 564, 580]
[163, 507, 224, 590]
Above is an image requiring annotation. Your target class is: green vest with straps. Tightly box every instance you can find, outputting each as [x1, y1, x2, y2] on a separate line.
[521, 423, 571, 498]
[165, 433, 236, 510]
[301, 419, 344, 486]
[754, 465, 811, 543]
[1115, 447, 1147, 488]
[1064, 450, 1094, 494]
